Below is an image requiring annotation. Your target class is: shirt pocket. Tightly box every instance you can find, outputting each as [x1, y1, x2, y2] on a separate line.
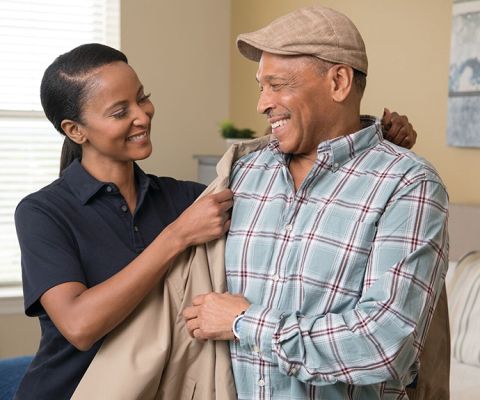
[297, 212, 378, 314]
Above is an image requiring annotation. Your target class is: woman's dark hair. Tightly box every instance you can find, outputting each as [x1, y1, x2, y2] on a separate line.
[40, 43, 128, 175]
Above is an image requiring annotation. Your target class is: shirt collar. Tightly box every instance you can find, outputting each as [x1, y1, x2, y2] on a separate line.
[267, 115, 382, 170]
[62, 159, 153, 205]
[327, 115, 381, 171]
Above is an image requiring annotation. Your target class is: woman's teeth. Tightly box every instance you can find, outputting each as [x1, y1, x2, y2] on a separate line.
[127, 132, 147, 142]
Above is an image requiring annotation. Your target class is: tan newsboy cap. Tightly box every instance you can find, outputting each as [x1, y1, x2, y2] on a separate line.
[237, 5, 368, 75]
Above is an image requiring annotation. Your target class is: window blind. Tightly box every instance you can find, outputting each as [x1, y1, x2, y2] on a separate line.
[0, 0, 120, 285]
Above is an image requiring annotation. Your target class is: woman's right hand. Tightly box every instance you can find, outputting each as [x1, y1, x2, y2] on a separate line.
[169, 189, 234, 249]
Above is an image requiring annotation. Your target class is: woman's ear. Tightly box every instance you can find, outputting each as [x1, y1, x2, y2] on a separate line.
[329, 64, 354, 103]
[61, 119, 87, 144]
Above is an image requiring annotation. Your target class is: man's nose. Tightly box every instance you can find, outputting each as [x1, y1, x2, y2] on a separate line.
[256, 90, 274, 115]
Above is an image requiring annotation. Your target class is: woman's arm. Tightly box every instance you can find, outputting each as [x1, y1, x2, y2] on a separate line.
[40, 189, 233, 351]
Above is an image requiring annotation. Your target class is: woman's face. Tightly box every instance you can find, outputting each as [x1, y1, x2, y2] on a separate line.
[76, 61, 155, 166]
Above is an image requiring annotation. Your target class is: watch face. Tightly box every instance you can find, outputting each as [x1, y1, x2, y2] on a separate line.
[232, 312, 245, 340]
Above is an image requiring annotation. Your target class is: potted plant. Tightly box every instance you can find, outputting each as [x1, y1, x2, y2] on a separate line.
[219, 120, 255, 148]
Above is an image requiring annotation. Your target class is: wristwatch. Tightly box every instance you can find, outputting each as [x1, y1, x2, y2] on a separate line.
[232, 311, 245, 340]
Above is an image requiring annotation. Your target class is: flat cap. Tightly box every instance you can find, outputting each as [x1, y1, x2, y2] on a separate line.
[237, 5, 368, 75]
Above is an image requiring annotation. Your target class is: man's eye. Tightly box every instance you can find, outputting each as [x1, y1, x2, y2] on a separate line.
[112, 109, 128, 119]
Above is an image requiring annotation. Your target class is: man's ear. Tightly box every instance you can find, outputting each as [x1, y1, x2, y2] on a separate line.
[60, 119, 87, 144]
[329, 65, 354, 103]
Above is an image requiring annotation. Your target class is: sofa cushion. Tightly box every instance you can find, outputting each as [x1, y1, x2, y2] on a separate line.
[447, 250, 480, 367]
[450, 358, 480, 400]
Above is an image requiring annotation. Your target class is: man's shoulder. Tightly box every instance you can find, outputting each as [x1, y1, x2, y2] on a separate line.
[234, 145, 275, 169]
[371, 140, 444, 187]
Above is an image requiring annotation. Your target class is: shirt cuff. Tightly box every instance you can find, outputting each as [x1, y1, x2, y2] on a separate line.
[237, 304, 285, 362]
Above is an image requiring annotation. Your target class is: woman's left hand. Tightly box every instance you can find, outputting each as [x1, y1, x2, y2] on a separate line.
[381, 108, 417, 149]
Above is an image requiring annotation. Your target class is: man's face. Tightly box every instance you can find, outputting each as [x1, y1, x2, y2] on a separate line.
[256, 52, 333, 159]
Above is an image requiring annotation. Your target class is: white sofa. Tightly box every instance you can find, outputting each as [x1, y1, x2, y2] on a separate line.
[447, 251, 480, 400]
[447, 204, 480, 399]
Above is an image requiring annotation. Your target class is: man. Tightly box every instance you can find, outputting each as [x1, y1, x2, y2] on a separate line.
[183, 5, 448, 399]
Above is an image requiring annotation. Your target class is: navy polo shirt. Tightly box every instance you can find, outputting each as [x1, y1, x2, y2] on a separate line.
[14, 159, 205, 400]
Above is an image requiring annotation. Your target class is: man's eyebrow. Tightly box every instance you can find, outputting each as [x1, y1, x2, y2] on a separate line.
[256, 75, 289, 83]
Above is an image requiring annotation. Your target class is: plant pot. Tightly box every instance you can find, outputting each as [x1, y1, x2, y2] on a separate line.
[224, 138, 248, 149]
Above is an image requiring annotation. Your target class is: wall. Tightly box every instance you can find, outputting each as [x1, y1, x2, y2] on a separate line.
[0, 0, 232, 359]
[122, 0, 231, 180]
[0, 314, 39, 358]
[230, 0, 480, 204]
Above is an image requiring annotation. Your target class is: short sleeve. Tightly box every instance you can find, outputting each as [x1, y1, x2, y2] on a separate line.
[15, 197, 87, 316]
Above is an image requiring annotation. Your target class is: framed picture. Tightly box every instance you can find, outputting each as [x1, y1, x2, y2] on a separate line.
[447, 0, 480, 147]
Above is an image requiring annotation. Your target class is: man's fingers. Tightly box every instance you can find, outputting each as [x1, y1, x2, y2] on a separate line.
[192, 328, 207, 342]
[185, 318, 200, 337]
[192, 294, 206, 306]
[182, 305, 199, 320]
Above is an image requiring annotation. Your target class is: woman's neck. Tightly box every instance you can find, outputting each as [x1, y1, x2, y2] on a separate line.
[81, 157, 137, 212]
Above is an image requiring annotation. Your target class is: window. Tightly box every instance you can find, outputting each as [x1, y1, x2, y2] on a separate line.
[0, 0, 120, 286]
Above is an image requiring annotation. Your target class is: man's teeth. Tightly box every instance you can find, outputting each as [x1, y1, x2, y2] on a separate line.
[127, 132, 147, 142]
[271, 119, 288, 129]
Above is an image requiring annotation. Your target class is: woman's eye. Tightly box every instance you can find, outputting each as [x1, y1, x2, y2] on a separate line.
[139, 93, 151, 103]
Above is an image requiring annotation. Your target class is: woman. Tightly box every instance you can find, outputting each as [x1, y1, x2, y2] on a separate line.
[14, 43, 232, 399]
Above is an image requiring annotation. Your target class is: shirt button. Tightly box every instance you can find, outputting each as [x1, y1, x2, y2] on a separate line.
[272, 274, 279, 282]
[258, 378, 265, 387]
[121, 205, 128, 212]
[253, 345, 260, 353]
[333, 162, 339, 169]
[134, 225, 139, 232]
[289, 366, 298, 375]
[106, 186, 113, 193]
[285, 224, 293, 232]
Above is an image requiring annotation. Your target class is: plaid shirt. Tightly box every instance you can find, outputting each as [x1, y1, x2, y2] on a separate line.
[226, 117, 448, 400]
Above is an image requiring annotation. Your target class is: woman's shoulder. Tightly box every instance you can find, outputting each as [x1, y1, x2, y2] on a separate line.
[15, 176, 69, 217]
[148, 175, 206, 199]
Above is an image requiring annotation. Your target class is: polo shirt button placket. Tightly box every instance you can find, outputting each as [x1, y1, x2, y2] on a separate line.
[121, 204, 128, 213]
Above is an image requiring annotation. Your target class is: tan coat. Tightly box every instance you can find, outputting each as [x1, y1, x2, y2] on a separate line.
[72, 137, 270, 400]
[73, 136, 449, 400]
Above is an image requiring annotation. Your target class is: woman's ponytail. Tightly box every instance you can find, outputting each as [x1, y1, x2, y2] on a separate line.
[59, 137, 82, 176]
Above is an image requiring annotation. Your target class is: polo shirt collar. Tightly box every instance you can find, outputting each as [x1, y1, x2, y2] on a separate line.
[62, 159, 153, 205]
[267, 115, 382, 170]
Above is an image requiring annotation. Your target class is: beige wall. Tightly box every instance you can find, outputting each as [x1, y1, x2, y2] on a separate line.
[0, 314, 39, 358]
[122, 0, 231, 180]
[230, 0, 480, 204]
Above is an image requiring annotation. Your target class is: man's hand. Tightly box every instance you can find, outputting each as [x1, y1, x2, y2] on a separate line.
[183, 292, 250, 341]
[381, 108, 417, 149]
